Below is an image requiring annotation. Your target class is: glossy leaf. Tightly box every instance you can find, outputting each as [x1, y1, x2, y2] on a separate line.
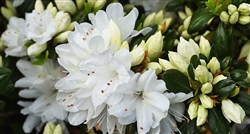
[187, 8, 214, 34]
[220, 56, 231, 70]
[190, 55, 201, 68]
[230, 69, 248, 82]
[165, 0, 185, 11]
[179, 112, 197, 134]
[232, 91, 250, 116]
[208, 107, 229, 134]
[188, 64, 195, 80]
[213, 79, 236, 97]
[162, 69, 193, 94]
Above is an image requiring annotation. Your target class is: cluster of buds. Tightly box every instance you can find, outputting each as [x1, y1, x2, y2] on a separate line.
[0, 0, 17, 20]
[43, 122, 63, 134]
[220, 3, 250, 25]
[143, 10, 172, 33]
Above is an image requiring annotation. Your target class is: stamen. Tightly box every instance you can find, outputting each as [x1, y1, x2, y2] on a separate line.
[83, 38, 86, 41]
[168, 107, 189, 122]
[63, 99, 66, 102]
[125, 108, 127, 111]
[107, 83, 110, 86]
[140, 127, 143, 130]
[86, 32, 89, 36]
[101, 90, 104, 93]
[69, 94, 72, 97]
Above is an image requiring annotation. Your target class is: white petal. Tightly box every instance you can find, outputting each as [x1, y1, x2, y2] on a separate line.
[68, 111, 87, 126]
[136, 101, 153, 133]
[15, 78, 33, 88]
[23, 114, 40, 133]
[19, 89, 40, 98]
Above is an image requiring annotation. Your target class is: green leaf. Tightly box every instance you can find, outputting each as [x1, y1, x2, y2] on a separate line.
[210, 23, 231, 60]
[161, 30, 178, 58]
[232, 60, 249, 71]
[0, 81, 14, 95]
[230, 69, 248, 82]
[236, 81, 250, 91]
[0, 100, 5, 110]
[188, 64, 195, 80]
[208, 107, 229, 134]
[162, 69, 193, 94]
[190, 55, 201, 68]
[232, 91, 250, 116]
[0, 67, 12, 75]
[0, 74, 11, 94]
[220, 56, 231, 70]
[71, 11, 88, 23]
[179, 112, 197, 134]
[187, 8, 214, 34]
[213, 79, 236, 97]
[31, 50, 49, 65]
[165, 0, 185, 11]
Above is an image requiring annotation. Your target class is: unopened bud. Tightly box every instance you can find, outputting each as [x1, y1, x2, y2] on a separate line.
[27, 43, 47, 57]
[146, 62, 162, 75]
[188, 101, 199, 120]
[238, 16, 250, 25]
[196, 105, 208, 126]
[54, 11, 71, 33]
[1, 7, 15, 20]
[168, 51, 189, 76]
[159, 58, 175, 71]
[93, 0, 107, 11]
[35, 0, 44, 13]
[201, 83, 213, 94]
[229, 11, 239, 24]
[53, 31, 71, 46]
[238, 3, 250, 16]
[199, 36, 211, 58]
[238, 40, 250, 60]
[130, 46, 145, 66]
[185, 6, 193, 16]
[220, 11, 230, 23]
[159, 18, 172, 33]
[54, 124, 63, 134]
[181, 30, 191, 39]
[195, 65, 213, 84]
[6, 0, 17, 14]
[229, 86, 240, 97]
[120, 41, 129, 49]
[146, 31, 163, 61]
[155, 10, 164, 24]
[55, 0, 76, 15]
[212, 74, 227, 85]
[178, 11, 187, 20]
[207, 57, 220, 74]
[143, 12, 156, 27]
[228, 4, 237, 15]
[0, 56, 2, 67]
[76, 0, 84, 10]
[43, 122, 55, 134]
[199, 94, 213, 109]
[183, 16, 191, 30]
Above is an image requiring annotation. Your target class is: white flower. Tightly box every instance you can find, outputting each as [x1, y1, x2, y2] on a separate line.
[108, 69, 169, 133]
[177, 37, 199, 63]
[24, 10, 57, 45]
[1, 16, 27, 57]
[15, 59, 67, 133]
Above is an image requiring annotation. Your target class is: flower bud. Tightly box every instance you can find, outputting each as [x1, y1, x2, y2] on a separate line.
[54, 11, 71, 33]
[35, 0, 44, 13]
[146, 31, 163, 61]
[201, 83, 213, 94]
[159, 58, 175, 71]
[6, 0, 17, 14]
[238, 3, 250, 16]
[238, 16, 250, 25]
[207, 57, 220, 74]
[229, 86, 240, 97]
[159, 18, 172, 33]
[196, 105, 208, 126]
[155, 10, 164, 24]
[183, 16, 191, 30]
[199, 94, 213, 109]
[93, 0, 107, 11]
[195, 65, 212, 84]
[0, 38, 4, 52]
[76, 0, 84, 10]
[185, 6, 193, 16]
[199, 36, 211, 59]
[177, 37, 199, 63]
[109, 20, 122, 50]
[46, 2, 53, 10]
[178, 11, 187, 20]
[138, 40, 147, 50]
[67, 21, 75, 31]
[228, 4, 237, 15]
[188, 39, 200, 54]
[50, 7, 58, 18]
[212, 74, 227, 85]
[221, 99, 245, 123]
[181, 30, 191, 39]
[168, 51, 189, 76]
[188, 101, 199, 120]
[146, 62, 162, 75]
[120, 41, 129, 50]
[43, 122, 55, 134]
[1, 7, 15, 20]
[53, 31, 71, 46]
[27, 43, 47, 57]
[229, 11, 239, 24]
[55, 0, 76, 15]
[130, 46, 145, 66]
[143, 12, 156, 27]
[220, 11, 230, 23]
[54, 124, 63, 134]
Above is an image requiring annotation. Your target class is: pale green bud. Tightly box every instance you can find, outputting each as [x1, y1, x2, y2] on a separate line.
[93, 0, 107, 11]
[27, 43, 47, 57]
[168, 51, 189, 76]
[53, 31, 71, 45]
[130, 46, 145, 66]
[188, 39, 200, 54]
[229, 11, 239, 24]
[138, 40, 147, 50]
[199, 94, 213, 109]
[229, 86, 240, 97]
[54, 12, 71, 34]
[50, 7, 58, 18]
[43, 122, 55, 134]
[199, 36, 211, 58]
[6, 0, 17, 14]
[87, 0, 96, 8]
[221, 99, 245, 123]
[195, 65, 212, 84]
[188, 101, 199, 120]
[159, 58, 175, 71]
[155, 10, 164, 24]
[228, 4, 237, 15]
[238, 3, 250, 16]
[159, 18, 172, 33]
[181, 30, 191, 39]
[109, 20, 122, 50]
[0, 56, 2, 67]
[67, 21, 75, 31]
[212, 74, 227, 85]
[238, 16, 250, 25]
[54, 124, 63, 134]
[146, 62, 162, 75]
[35, 0, 44, 13]
[178, 25, 184, 34]
[55, 0, 76, 15]
[207, 57, 220, 74]
[178, 11, 187, 20]
[200, 59, 207, 67]
[196, 105, 208, 126]
[76, 0, 84, 10]
[143, 12, 156, 27]
[201, 83, 213, 94]
[46, 2, 53, 10]
[0, 38, 4, 51]
[146, 31, 163, 61]
[183, 16, 191, 30]
[120, 41, 129, 50]
[185, 6, 193, 16]
[220, 11, 230, 23]
[1, 7, 15, 20]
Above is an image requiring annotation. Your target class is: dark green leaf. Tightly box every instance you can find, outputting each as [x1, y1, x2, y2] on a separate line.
[213, 79, 236, 97]
[179, 112, 197, 134]
[208, 107, 229, 134]
[230, 69, 248, 82]
[165, 0, 185, 11]
[31, 50, 49, 65]
[190, 55, 201, 68]
[0, 81, 14, 95]
[235, 22, 250, 38]
[162, 69, 193, 93]
[0, 100, 5, 110]
[199, 54, 208, 63]
[236, 81, 250, 91]
[232, 91, 250, 116]
[187, 8, 214, 34]
[0, 74, 10, 94]
[161, 30, 178, 58]
[0, 67, 12, 75]
[71, 11, 88, 23]
[188, 64, 195, 80]
[220, 56, 231, 70]
[233, 60, 249, 71]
